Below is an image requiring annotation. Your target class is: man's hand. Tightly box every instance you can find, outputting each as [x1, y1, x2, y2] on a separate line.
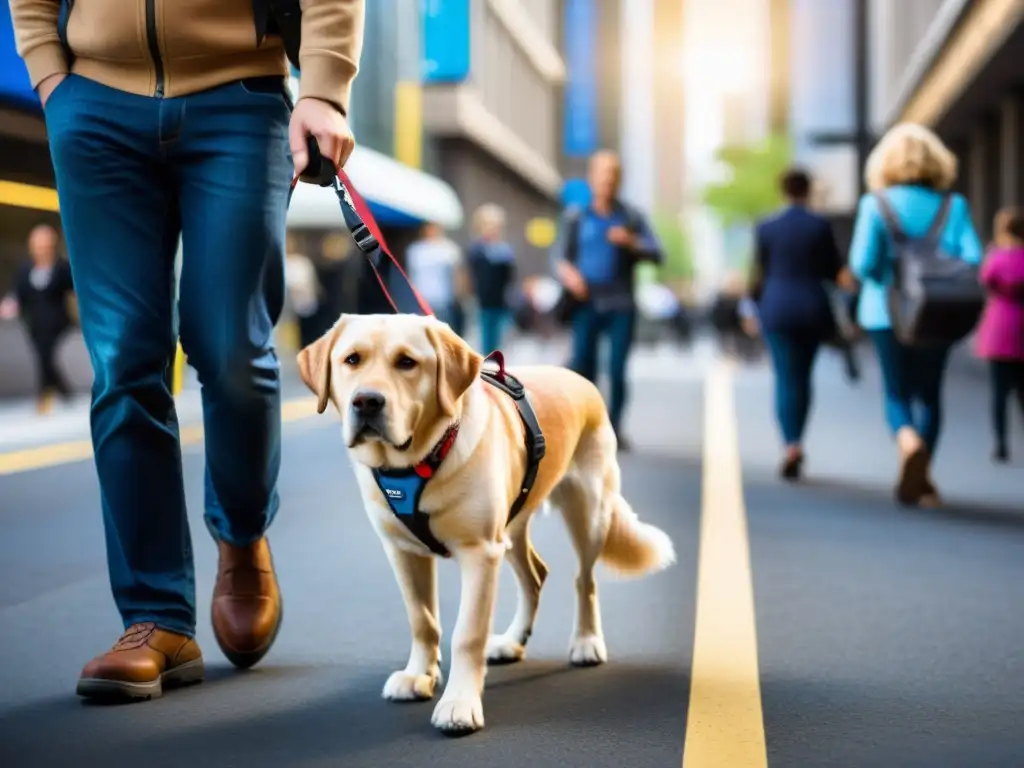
[37, 73, 67, 108]
[607, 226, 636, 249]
[289, 98, 355, 176]
[557, 261, 588, 301]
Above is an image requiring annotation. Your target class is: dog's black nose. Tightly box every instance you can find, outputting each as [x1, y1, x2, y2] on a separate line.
[351, 390, 386, 417]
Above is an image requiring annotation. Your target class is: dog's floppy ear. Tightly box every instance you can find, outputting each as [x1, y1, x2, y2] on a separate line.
[427, 321, 483, 418]
[297, 316, 348, 414]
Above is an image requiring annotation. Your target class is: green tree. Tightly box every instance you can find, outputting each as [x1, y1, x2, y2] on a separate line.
[636, 211, 694, 293]
[701, 134, 793, 228]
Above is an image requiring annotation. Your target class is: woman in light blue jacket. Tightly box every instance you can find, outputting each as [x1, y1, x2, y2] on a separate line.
[848, 123, 983, 507]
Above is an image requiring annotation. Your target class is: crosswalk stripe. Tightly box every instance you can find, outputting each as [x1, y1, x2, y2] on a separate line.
[683, 359, 768, 767]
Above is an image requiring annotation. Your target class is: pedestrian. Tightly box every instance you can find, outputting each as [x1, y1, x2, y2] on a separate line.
[405, 222, 464, 330]
[848, 123, 983, 506]
[0, 224, 76, 414]
[468, 204, 516, 354]
[976, 206, 1024, 463]
[10, 0, 365, 700]
[749, 168, 853, 480]
[283, 235, 324, 349]
[553, 149, 663, 451]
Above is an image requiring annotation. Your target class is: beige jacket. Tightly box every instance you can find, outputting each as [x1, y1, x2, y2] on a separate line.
[9, 0, 364, 113]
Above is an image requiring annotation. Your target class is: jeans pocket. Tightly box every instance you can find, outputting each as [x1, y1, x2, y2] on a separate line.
[237, 77, 293, 112]
[42, 73, 76, 113]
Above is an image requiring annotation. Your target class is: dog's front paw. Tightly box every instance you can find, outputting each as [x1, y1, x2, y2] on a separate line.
[431, 694, 484, 736]
[382, 668, 441, 702]
[486, 633, 526, 665]
[569, 634, 607, 667]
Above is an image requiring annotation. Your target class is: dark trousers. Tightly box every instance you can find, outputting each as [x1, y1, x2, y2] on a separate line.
[30, 330, 71, 398]
[868, 329, 951, 455]
[989, 360, 1024, 450]
[763, 333, 819, 445]
[569, 304, 635, 432]
[45, 74, 291, 636]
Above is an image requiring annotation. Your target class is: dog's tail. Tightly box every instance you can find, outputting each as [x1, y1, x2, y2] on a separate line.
[600, 493, 676, 576]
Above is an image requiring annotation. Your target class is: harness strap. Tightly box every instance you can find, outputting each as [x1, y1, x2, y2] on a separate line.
[481, 351, 547, 527]
[372, 422, 459, 558]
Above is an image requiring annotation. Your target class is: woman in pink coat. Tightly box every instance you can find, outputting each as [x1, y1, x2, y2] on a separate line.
[977, 207, 1024, 462]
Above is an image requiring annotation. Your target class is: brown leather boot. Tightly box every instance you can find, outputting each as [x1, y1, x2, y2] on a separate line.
[211, 537, 282, 669]
[77, 623, 203, 701]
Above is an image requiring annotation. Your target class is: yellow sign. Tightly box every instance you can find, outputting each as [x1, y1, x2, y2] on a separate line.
[394, 81, 423, 170]
[525, 217, 557, 248]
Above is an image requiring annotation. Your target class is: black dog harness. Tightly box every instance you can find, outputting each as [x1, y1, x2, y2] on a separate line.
[371, 352, 546, 558]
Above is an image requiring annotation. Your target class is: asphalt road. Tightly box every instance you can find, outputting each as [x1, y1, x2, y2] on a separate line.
[0, 344, 1022, 767]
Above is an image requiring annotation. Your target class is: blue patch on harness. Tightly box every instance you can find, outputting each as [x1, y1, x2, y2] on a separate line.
[372, 471, 426, 517]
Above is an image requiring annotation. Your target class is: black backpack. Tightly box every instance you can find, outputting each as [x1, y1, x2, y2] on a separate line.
[876, 192, 984, 347]
[254, 0, 303, 71]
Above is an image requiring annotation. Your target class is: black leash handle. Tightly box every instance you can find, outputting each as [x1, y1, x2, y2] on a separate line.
[299, 134, 337, 187]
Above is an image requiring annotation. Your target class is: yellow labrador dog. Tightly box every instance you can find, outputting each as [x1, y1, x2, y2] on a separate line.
[298, 313, 675, 735]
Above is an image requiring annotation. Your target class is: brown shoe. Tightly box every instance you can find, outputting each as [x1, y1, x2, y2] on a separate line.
[76, 623, 204, 701]
[895, 427, 929, 505]
[212, 537, 282, 669]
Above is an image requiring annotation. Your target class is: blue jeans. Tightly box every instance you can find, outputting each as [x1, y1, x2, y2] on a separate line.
[764, 333, 820, 445]
[45, 75, 292, 636]
[868, 329, 951, 455]
[569, 304, 635, 432]
[478, 307, 509, 354]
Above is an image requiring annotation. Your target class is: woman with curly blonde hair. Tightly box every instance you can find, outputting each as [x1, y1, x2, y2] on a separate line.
[848, 123, 983, 507]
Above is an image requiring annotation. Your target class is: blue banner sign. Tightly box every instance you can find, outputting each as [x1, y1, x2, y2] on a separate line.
[421, 0, 471, 84]
[0, 5, 39, 111]
[563, 0, 598, 157]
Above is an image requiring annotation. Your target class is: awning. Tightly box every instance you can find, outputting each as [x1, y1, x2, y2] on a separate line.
[285, 76, 463, 230]
[286, 144, 463, 230]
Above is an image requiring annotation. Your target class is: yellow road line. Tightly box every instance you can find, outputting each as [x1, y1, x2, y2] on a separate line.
[683, 360, 767, 767]
[0, 395, 320, 477]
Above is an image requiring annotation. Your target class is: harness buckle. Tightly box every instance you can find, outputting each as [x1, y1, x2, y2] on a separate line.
[350, 223, 379, 254]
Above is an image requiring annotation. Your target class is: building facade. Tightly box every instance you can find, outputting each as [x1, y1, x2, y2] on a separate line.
[870, 0, 1024, 240]
[785, 0, 864, 246]
[420, 0, 565, 276]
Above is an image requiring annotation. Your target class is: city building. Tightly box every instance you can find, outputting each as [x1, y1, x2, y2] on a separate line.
[871, 0, 1024, 240]
[786, 0, 864, 246]
[419, 0, 566, 276]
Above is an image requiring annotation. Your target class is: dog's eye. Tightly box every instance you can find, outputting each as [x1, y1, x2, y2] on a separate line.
[344, 352, 361, 366]
[395, 355, 417, 370]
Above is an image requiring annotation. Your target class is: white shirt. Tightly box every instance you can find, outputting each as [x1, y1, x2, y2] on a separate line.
[284, 253, 320, 318]
[405, 238, 461, 308]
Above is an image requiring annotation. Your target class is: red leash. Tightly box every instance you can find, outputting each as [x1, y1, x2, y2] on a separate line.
[288, 159, 434, 317]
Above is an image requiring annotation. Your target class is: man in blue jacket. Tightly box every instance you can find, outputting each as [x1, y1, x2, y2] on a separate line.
[554, 150, 663, 451]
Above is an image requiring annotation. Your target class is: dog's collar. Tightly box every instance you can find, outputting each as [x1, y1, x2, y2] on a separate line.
[377, 421, 459, 479]
[412, 421, 460, 478]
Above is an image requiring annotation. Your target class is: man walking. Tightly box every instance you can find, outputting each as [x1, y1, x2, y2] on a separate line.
[1, 224, 77, 414]
[10, 0, 365, 700]
[554, 150, 663, 451]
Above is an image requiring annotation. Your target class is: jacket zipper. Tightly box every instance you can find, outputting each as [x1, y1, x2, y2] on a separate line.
[145, 0, 165, 97]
